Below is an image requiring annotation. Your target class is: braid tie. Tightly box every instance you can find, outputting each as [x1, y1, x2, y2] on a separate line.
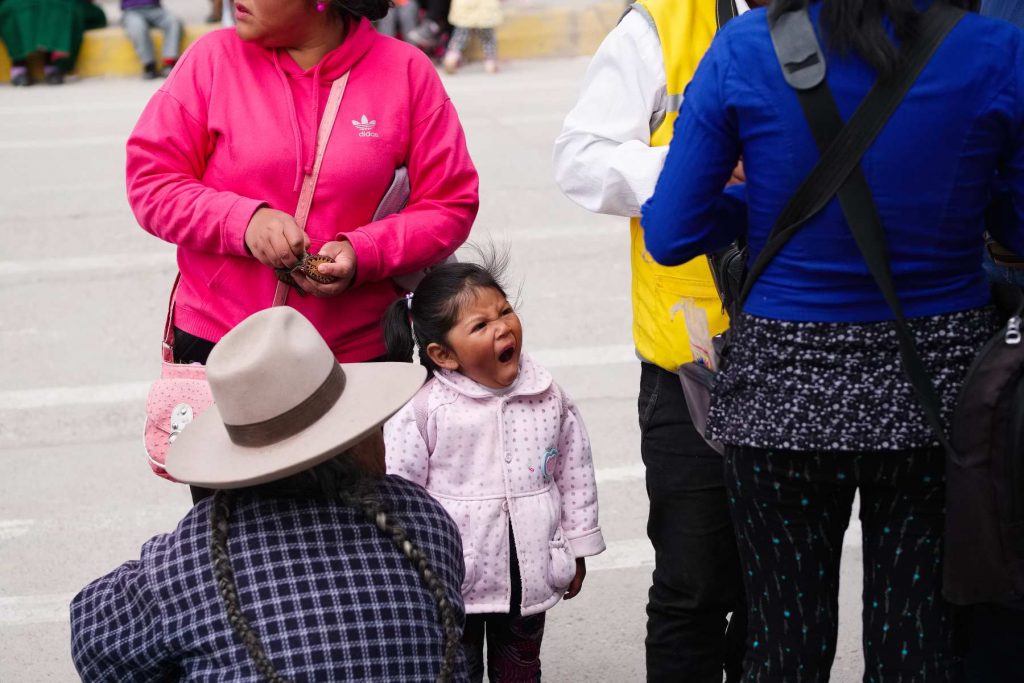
[340, 490, 460, 682]
[210, 491, 288, 683]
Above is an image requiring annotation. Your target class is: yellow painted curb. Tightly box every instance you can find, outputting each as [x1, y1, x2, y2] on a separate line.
[0, 1, 620, 83]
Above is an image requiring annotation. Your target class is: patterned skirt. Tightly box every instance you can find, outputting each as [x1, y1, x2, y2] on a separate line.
[706, 306, 1001, 451]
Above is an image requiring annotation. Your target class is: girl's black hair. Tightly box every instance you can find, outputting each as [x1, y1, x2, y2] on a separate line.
[382, 251, 511, 374]
[770, 0, 978, 76]
[329, 0, 391, 23]
[210, 454, 460, 682]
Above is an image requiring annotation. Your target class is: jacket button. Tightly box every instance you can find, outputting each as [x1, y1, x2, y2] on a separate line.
[501, 500, 509, 512]
[504, 452, 512, 463]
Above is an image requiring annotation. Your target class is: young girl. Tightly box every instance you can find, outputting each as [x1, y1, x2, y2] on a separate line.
[383, 260, 605, 681]
[441, 0, 502, 74]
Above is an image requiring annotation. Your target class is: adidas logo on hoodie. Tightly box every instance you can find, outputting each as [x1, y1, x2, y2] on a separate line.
[352, 115, 379, 138]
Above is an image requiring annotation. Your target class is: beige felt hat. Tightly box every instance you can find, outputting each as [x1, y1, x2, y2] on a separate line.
[165, 307, 425, 489]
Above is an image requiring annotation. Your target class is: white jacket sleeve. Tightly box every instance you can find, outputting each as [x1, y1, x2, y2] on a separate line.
[553, 10, 669, 218]
[552, 388, 606, 558]
[383, 400, 430, 488]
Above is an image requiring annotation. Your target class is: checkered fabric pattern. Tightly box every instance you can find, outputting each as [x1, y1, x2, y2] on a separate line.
[70, 476, 468, 682]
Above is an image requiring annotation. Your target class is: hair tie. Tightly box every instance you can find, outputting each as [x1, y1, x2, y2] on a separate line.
[405, 292, 414, 311]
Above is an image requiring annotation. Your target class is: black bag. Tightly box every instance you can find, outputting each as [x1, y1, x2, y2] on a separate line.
[945, 288, 1024, 604]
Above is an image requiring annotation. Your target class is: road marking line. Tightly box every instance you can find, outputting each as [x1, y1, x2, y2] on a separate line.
[0, 382, 151, 411]
[0, 345, 637, 411]
[0, 525, 862, 625]
[0, 252, 175, 281]
[0, 135, 126, 151]
[0, 102, 143, 116]
[0, 520, 34, 541]
[595, 464, 646, 485]
[0, 227, 621, 283]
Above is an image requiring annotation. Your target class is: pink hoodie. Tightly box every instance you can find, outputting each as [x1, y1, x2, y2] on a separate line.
[126, 22, 478, 361]
[384, 354, 606, 617]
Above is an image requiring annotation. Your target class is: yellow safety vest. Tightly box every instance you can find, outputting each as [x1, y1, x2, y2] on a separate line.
[629, 0, 735, 371]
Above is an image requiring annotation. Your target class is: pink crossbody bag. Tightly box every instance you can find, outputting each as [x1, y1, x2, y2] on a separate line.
[144, 73, 356, 480]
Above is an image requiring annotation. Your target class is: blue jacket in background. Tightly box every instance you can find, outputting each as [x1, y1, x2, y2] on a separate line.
[642, 0, 1024, 323]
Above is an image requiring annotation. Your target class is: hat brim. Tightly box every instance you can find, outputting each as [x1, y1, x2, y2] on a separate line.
[165, 362, 426, 489]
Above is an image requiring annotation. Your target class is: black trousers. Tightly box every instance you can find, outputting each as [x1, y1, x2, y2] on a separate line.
[639, 363, 746, 682]
[724, 445, 963, 682]
[963, 600, 1024, 682]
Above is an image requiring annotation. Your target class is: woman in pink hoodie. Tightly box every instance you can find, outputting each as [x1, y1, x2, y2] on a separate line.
[126, 0, 478, 368]
[382, 259, 606, 681]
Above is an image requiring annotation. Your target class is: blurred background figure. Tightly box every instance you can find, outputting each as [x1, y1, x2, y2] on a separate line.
[0, 0, 106, 85]
[375, 0, 419, 40]
[442, 0, 501, 74]
[120, 0, 183, 79]
[404, 0, 450, 53]
[207, 0, 235, 26]
[981, 0, 1024, 25]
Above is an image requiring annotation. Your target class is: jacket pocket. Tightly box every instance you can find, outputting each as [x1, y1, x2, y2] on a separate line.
[461, 549, 479, 594]
[546, 528, 576, 591]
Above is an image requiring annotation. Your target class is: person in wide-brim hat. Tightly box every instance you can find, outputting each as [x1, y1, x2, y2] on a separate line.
[71, 307, 469, 682]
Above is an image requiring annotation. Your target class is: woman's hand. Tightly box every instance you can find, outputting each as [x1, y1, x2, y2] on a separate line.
[726, 160, 746, 187]
[244, 207, 310, 268]
[563, 558, 587, 600]
[291, 240, 357, 298]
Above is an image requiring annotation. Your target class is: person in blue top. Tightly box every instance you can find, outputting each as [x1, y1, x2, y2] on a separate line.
[642, 0, 1024, 680]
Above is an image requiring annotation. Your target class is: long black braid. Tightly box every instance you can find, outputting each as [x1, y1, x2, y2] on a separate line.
[338, 489, 461, 683]
[208, 457, 460, 683]
[210, 490, 286, 683]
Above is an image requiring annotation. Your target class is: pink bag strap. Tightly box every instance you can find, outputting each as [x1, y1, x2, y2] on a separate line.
[275, 71, 350, 306]
[162, 72, 352, 354]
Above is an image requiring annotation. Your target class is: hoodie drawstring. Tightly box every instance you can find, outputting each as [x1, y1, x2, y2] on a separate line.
[273, 50, 306, 193]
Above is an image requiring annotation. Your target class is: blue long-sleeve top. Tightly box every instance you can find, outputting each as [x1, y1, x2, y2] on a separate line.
[642, 1, 1024, 323]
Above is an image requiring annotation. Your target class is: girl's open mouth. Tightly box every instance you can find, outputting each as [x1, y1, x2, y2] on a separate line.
[498, 345, 515, 363]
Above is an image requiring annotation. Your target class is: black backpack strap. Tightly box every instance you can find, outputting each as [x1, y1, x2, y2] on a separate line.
[739, 4, 965, 307]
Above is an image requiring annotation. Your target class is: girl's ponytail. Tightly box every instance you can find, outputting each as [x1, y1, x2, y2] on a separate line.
[383, 295, 416, 363]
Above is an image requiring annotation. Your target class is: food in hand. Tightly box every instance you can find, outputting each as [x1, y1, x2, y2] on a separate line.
[300, 254, 336, 284]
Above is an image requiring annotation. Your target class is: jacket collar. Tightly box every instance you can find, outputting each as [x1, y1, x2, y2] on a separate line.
[433, 352, 552, 399]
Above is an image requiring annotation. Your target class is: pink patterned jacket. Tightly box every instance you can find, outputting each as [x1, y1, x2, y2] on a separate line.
[384, 353, 605, 616]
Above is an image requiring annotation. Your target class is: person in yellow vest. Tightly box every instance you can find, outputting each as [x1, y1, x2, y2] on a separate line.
[553, 0, 764, 680]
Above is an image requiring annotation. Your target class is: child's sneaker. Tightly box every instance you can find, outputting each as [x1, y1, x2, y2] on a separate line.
[43, 64, 64, 85]
[10, 66, 30, 87]
[442, 50, 461, 74]
[484, 59, 498, 74]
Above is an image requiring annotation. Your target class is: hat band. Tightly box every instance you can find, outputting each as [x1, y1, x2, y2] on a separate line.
[224, 364, 346, 448]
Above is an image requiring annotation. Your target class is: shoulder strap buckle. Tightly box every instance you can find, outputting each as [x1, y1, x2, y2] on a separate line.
[769, 9, 826, 91]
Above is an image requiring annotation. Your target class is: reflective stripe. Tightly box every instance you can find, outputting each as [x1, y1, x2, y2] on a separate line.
[628, 2, 658, 37]
[667, 92, 683, 113]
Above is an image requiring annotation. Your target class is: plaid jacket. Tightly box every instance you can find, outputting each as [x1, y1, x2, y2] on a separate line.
[70, 476, 467, 682]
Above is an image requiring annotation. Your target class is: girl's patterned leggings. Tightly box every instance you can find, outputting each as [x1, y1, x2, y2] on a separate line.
[448, 27, 497, 60]
[462, 611, 545, 682]
[724, 446, 962, 682]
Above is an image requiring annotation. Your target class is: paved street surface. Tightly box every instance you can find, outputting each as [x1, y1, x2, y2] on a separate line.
[0, 58, 864, 681]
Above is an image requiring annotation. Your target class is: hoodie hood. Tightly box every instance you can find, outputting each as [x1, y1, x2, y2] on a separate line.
[271, 17, 377, 191]
[433, 352, 553, 399]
